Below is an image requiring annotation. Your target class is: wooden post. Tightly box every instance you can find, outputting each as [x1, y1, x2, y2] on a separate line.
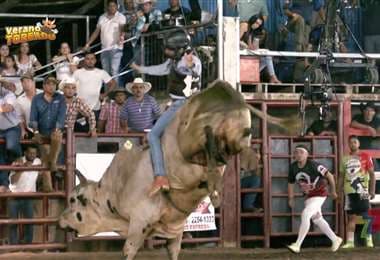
[221, 157, 239, 247]
[222, 17, 240, 90]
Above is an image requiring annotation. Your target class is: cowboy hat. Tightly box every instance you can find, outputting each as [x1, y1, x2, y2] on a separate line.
[108, 87, 128, 100]
[136, 0, 155, 4]
[58, 77, 79, 90]
[125, 77, 152, 94]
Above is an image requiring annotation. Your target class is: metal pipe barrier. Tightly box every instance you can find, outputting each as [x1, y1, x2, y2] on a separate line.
[34, 36, 137, 79]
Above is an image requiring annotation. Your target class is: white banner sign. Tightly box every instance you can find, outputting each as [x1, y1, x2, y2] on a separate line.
[184, 196, 216, 232]
[76, 153, 216, 234]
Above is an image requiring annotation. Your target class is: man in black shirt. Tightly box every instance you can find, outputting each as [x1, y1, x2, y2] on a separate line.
[164, 0, 191, 22]
[306, 109, 337, 136]
[350, 102, 380, 149]
[287, 145, 342, 253]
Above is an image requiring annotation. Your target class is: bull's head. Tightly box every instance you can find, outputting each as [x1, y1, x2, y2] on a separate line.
[177, 80, 252, 166]
[59, 171, 104, 236]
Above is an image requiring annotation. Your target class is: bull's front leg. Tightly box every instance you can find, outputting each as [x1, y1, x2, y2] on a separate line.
[166, 233, 183, 260]
[123, 218, 150, 260]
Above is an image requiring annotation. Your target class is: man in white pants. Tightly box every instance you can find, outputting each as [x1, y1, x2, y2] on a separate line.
[287, 145, 342, 253]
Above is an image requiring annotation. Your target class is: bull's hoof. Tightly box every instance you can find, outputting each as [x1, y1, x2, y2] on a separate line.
[210, 191, 221, 208]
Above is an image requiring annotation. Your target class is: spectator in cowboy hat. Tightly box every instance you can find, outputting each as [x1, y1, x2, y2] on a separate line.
[98, 87, 128, 133]
[61, 77, 97, 137]
[120, 77, 161, 132]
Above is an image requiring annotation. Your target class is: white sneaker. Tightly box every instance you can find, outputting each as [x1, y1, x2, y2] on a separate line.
[331, 237, 343, 252]
[287, 243, 300, 253]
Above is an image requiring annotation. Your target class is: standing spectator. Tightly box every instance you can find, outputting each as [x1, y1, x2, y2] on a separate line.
[134, 0, 162, 44]
[339, 136, 376, 249]
[0, 86, 22, 192]
[30, 76, 66, 192]
[84, 0, 126, 78]
[16, 73, 43, 139]
[350, 102, 380, 149]
[0, 44, 10, 66]
[236, 0, 269, 39]
[282, 3, 310, 52]
[223, 0, 238, 17]
[1, 55, 22, 96]
[119, 0, 138, 86]
[287, 145, 342, 253]
[99, 88, 127, 134]
[122, 0, 137, 22]
[241, 15, 281, 83]
[8, 145, 41, 245]
[60, 78, 97, 136]
[240, 145, 263, 212]
[363, 1, 380, 53]
[163, 0, 191, 25]
[53, 42, 79, 83]
[306, 109, 337, 136]
[134, 0, 162, 67]
[14, 42, 41, 75]
[120, 77, 160, 132]
[310, 0, 325, 29]
[73, 52, 116, 122]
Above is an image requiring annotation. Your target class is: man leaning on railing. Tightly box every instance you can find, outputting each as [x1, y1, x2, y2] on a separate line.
[29, 76, 66, 192]
[8, 145, 41, 245]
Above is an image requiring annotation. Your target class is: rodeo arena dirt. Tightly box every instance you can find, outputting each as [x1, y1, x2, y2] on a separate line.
[2, 0, 380, 260]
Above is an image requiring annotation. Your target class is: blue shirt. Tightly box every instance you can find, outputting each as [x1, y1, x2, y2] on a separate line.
[119, 95, 161, 132]
[29, 92, 67, 135]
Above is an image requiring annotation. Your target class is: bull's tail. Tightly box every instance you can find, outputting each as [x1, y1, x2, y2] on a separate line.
[246, 104, 301, 134]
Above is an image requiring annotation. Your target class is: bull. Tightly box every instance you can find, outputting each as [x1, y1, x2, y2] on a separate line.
[59, 80, 298, 259]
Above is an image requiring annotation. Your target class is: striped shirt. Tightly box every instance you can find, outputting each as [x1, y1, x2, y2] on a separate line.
[99, 101, 123, 134]
[119, 95, 161, 132]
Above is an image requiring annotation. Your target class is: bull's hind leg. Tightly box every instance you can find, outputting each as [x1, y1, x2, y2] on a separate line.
[123, 219, 148, 260]
[166, 233, 183, 260]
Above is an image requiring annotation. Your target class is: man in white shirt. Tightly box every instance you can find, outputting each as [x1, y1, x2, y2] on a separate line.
[8, 145, 41, 244]
[84, 0, 126, 79]
[73, 52, 116, 120]
[16, 73, 43, 139]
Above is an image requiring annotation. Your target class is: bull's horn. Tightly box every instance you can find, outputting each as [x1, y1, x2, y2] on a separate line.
[246, 104, 301, 135]
[74, 169, 88, 184]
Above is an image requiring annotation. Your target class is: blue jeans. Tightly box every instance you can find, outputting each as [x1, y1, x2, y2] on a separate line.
[260, 56, 276, 77]
[0, 126, 22, 187]
[241, 175, 261, 210]
[148, 99, 186, 177]
[100, 49, 123, 77]
[8, 199, 34, 244]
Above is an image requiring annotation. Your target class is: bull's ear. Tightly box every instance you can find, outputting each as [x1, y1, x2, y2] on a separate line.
[75, 169, 88, 185]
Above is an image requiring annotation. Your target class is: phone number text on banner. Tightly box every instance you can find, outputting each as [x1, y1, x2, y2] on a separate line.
[184, 197, 216, 232]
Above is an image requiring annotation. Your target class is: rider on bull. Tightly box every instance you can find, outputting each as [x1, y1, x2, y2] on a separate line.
[131, 29, 202, 196]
